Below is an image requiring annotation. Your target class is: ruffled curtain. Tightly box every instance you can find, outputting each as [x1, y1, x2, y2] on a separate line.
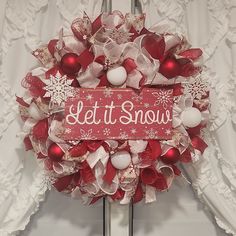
[0, 1, 103, 235]
[140, 0, 236, 234]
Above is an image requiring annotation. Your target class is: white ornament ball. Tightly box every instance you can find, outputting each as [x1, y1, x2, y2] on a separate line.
[107, 66, 127, 86]
[181, 107, 202, 128]
[28, 103, 44, 120]
[111, 151, 131, 170]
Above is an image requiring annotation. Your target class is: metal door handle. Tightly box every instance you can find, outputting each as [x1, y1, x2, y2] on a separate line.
[103, 0, 137, 13]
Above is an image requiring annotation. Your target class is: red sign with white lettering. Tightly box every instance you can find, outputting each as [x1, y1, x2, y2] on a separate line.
[63, 87, 173, 140]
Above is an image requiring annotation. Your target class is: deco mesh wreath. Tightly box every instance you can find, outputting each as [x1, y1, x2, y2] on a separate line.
[17, 12, 210, 204]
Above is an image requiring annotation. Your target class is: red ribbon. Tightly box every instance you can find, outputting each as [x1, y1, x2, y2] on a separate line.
[129, 27, 151, 41]
[101, 142, 111, 153]
[111, 188, 125, 201]
[140, 140, 161, 164]
[32, 119, 49, 141]
[179, 48, 202, 60]
[150, 172, 168, 191]
[37, 152, 47, 159]
[23, 136, 33, 151]
[89, 196, 103, 205]
[133, 182, 143, 203]
[172, 83, 183, 96]
[191, 136, 208, 154]
[148, 140, 162, 160]
[48, 39, 59, 56]
[140, 28, 151, 35]
[98, 74, 109, 87]
[80, 161, 96, 183]
[77, 49, 94, 69]
[86, 140, 103, 152]
[69, 141, 103, 158]
[16, 96, 30, 108]
[187, 124, 203, 136]
[140, 165, 168, 191]
[73, 171, 81, 186]
[69, 142, 88, 157]
[171, 165, 181, 176]
[141, 34, 165, 61]
[22, 73, 46, 97]
[71, 78, 80, 88]
[178, 58, 200, 77]
[129, 26, 139, 41]
[53, 175, 73, 192]
[95, 55, 106, 65]
[140, 166, 158, 185]
[91, 14, 102, 34]
[103, 159, 117, 184]
[180, 149, 192, 163]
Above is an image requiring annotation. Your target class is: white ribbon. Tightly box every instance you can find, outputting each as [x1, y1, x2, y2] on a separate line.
[158, 164, 175, 189]
[101, 11, 125, 29]
[84, 146, 119, 195]
[77, 62, 102, 88]
[48, 120, 65, 143]
[128, 140, 148, 154]
[53, 161, 76, 175]
[95, 161, 119, 195]
[86, 146, 109, 169]
[120, 190, 133, 204]
[145, 185, 157, 203]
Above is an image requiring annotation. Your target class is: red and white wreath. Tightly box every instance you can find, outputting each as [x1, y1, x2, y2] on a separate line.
[17, 11, 210, 204]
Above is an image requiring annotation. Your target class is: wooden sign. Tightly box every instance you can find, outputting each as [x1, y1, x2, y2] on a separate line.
[63, 87, 173, 140]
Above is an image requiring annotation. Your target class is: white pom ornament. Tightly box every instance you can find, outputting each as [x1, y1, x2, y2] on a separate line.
[28, 103, 44, 120]
[181, 107, 202, 128]
[111, 151, 131, 170]
[107, 66, 127, 86]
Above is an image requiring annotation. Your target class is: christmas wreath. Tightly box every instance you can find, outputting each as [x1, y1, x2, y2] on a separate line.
[17, 11, 209, 204]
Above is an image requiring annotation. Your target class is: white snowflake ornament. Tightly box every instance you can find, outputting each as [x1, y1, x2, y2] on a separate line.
[184, 75, 209, 100]
[44, 71, 74, 106]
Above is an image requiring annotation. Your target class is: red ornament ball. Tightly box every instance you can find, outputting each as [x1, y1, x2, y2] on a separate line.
[48, 143, 64, 162]
[160, 147, 181, 164]
[159, 58, 181, 79]
[60, 53, 81, 75]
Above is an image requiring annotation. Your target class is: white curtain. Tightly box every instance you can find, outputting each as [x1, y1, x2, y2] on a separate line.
[0, 0, 236, 235]
[0, 1, 103, 235]
[139, 0, 236, 234]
